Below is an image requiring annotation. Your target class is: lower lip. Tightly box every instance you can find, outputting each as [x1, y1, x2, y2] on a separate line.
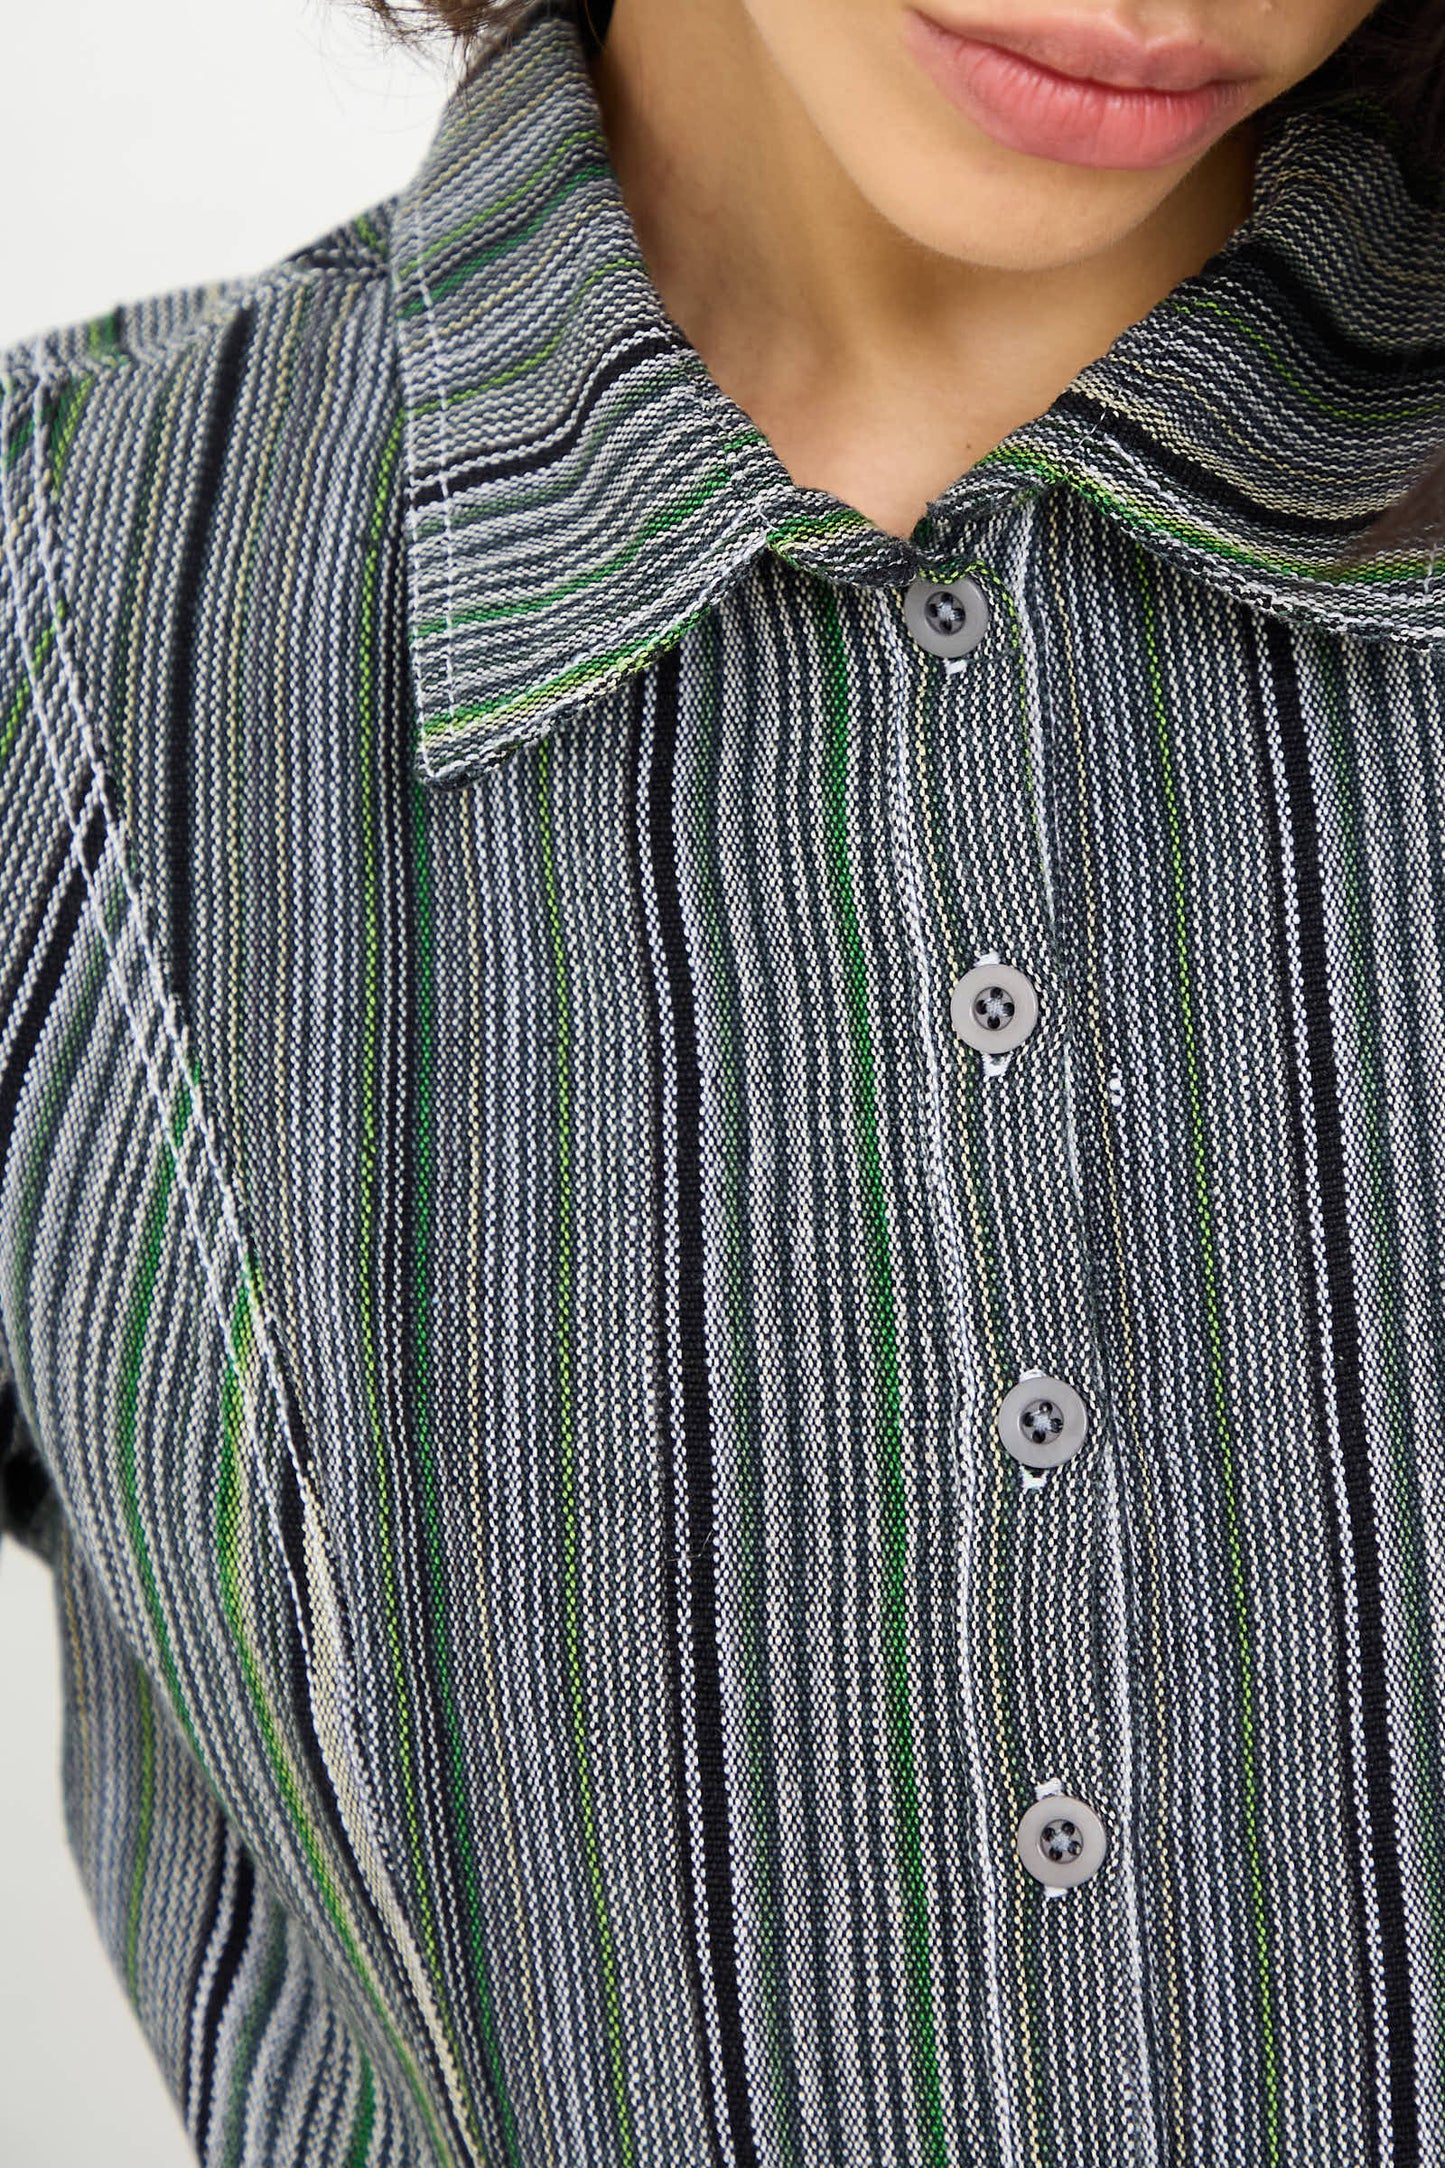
[905, 12, 1249, 169]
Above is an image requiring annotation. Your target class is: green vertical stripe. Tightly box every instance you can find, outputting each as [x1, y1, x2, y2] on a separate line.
[345, 2058, 377, 2168]
[118, 1072, 204, 1763]
[0, 616, 55, 768]
[820, 592, 948, 2168]
[123, 1663, 157, 2009]
[84, 307, 124, 361]
[47, 376, 98, 496]
[3, 405, 35, 470]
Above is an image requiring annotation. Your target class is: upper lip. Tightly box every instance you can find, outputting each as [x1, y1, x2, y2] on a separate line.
[915, 10, 1256, 91]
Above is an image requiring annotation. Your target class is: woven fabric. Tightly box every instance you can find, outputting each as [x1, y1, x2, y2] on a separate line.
[3, 1, 1445, 2160]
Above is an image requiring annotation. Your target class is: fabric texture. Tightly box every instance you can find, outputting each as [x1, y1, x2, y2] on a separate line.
[3, 1, 1445, 2159]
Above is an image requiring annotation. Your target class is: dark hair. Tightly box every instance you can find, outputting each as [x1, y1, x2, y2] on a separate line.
[367, 0, 1445, 568]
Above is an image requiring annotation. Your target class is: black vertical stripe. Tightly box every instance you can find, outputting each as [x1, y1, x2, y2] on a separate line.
[623, 670, 728, 2168]
[0, 805, 107, 1185]
[299, 2010, 352, 2167]
[0, 823, 76, 1055]
[192, 1841, 257, 2155]
[167, 305, 253, 1025]
[1247, 619, 1384, 2159]
[178, 1819, 229, 2122]
[646, 644, 759, 2168]
[1260, 613, 1417, 2165]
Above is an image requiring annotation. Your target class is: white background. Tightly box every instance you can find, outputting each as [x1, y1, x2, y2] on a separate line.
[0, 6, 450, 2159]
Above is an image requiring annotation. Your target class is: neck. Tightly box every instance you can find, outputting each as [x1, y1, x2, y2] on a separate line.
[589, 0, 1258, 536]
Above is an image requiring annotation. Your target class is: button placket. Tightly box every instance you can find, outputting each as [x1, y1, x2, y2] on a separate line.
[888, 552, 1131, 1969]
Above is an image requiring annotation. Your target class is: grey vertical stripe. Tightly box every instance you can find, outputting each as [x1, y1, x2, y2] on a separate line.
[3, 2, 1445, 2161]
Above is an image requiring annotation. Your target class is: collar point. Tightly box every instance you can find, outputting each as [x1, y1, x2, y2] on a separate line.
[416, 713, 543, 786]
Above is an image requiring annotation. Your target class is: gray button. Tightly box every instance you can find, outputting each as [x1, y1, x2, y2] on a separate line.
[950, 962, 1038, 1053]
[997, 1374, 1089, 1470]
[904, 573, 990, 658]
[1016, 1794, 1108, 1889]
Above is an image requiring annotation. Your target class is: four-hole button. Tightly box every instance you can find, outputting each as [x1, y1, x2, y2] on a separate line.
[950, 962, 1038, 1054]
[903, 572, 990, 659]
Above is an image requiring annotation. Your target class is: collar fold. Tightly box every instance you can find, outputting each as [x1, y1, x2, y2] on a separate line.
[389, 0, 1445, 786]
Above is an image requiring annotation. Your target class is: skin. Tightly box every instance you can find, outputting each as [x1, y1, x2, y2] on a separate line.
[587, 0, 1381, 535]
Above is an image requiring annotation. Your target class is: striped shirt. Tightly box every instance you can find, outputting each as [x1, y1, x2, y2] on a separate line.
[3, 0, 1445, 2160]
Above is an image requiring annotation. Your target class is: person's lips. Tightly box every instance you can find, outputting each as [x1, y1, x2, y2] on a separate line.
[904, 10, 1258, 169]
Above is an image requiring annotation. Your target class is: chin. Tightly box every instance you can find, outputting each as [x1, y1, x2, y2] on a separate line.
[859, 149, 1171, 274]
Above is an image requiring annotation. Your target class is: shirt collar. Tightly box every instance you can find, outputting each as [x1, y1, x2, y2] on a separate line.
[389, 0, 1445, 785]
